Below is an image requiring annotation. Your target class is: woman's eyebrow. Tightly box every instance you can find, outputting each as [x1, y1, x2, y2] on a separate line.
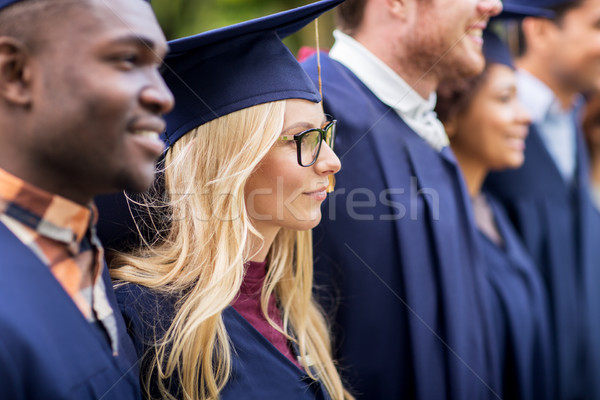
[281, 122, 316, 135]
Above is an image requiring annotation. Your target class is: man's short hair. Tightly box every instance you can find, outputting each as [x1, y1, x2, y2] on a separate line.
[0, 0, 88, 53]
[550, 0, 586, 24]
[336, 0, 368, 34]
[517, 0, 585, 56]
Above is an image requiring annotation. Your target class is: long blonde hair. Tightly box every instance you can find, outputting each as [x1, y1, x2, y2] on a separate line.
[111, 100, 352, 400]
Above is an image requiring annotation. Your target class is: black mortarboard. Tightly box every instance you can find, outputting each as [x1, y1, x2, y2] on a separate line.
[499, 0, 577, 19]
[161, 0, 343, 147]
[0, 0, 27, 10]
[97, 0, 342, 251]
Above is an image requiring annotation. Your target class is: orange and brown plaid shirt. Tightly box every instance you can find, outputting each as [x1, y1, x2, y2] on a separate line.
[0, 168, 119, 355]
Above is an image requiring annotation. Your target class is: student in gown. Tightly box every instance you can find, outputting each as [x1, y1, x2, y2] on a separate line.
[0, 0, 173, 399]
[301, 0, 502, 398]
[107, 1, 352, 399]
[436, 30, 554, 400]
[484, 0, 600, 398]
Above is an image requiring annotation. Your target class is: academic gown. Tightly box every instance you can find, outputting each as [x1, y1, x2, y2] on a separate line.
[302, 54, 499, 399]
[95, 193, 140, 252]
[116, 283, 330, 400]
[485, 124, 600, 399]
[0, 222, 141, 400]
[480, 193, 554, 400]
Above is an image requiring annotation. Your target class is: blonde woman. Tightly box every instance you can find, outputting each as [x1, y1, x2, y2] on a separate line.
[105, 1, 352, 399]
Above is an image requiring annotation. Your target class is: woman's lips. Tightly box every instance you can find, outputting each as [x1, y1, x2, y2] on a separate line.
[304, 187, 328, 201]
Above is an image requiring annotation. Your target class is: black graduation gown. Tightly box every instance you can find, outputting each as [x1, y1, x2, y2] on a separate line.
[480, 193, 554, 400]
[116, 283, 331, 399]
[301, 53, 499, 399]
[0, 222, 141, 400]
[486, 123, 600, 399]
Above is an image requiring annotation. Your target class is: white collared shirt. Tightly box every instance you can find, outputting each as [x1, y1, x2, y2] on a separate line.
[516, 69, 579, 183]
[329, 30, 449, 151]
[591, 184, 600, 212]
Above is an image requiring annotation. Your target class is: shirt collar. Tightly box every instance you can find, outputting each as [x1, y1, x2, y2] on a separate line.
[0, 167, 95, 247]
[516, 68, 583, 122]
[329, 30, 436, 117]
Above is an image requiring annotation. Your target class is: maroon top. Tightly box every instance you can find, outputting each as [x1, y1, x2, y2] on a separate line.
[231, 261, 303, 369]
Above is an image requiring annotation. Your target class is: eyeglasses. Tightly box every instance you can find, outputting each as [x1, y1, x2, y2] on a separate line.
[279, 119, 337, 167]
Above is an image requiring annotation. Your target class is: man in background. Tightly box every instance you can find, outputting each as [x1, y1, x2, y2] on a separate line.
[302, 0, 502, 398]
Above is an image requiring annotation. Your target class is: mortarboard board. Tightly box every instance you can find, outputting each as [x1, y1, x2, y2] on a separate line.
[498, 0, 577, 19]
[161, 0, 343, 148]
[0, 0, 21, 10]
[482, 30, 514, 69]
[0, 0, 32, 11]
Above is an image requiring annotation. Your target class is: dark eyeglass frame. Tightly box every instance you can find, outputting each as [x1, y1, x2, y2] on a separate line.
[279, 118, 337, 167]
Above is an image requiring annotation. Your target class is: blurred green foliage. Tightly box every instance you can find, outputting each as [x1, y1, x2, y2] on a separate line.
[151, 0, 337, 55]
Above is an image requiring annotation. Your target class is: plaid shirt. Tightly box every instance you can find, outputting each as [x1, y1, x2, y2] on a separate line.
[0, 168, 119, 355]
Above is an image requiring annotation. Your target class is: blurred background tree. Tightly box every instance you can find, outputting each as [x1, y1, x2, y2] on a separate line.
[152, 0, 337, 55]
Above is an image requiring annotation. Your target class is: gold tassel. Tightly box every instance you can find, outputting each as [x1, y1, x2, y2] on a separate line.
[314, 18, 336, 193]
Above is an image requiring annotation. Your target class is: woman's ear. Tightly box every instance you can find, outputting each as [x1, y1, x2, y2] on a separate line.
[0, 37, 33, 106]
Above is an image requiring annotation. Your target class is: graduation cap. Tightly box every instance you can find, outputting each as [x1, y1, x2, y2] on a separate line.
[0, 0, 19, 9]
[161, 0, 343, 148]
[96, 0, 342, 251]
[498, 0, 576, 19]
[0, 0, 33, 11]
[482, 30, 514, 69]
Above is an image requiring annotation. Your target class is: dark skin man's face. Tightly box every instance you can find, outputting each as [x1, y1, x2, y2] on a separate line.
[14, 0, 173, 204]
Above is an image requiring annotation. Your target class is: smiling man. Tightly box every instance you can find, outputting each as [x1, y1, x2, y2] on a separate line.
[301, 0, 503, 398]
[0, 0, 173, 398]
